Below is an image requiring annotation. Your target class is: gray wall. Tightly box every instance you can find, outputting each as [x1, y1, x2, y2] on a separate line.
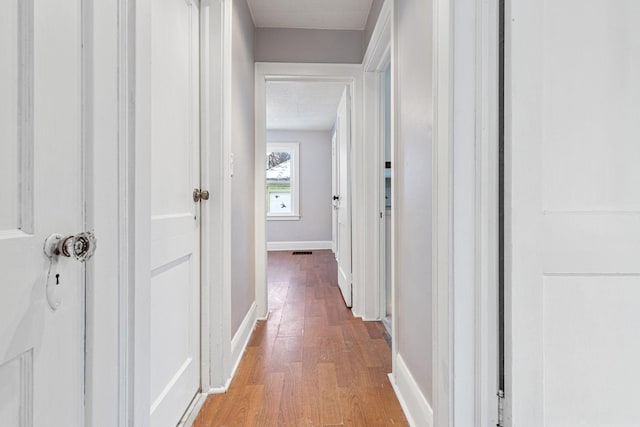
[254, 28, 364, 64]
[364, 0, 385, 53]
[395, 0, 434, 405]
[266, 130, 332, 243]
[230, 0, 255, 336]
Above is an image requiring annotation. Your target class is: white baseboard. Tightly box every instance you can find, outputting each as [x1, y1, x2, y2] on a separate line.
[204, 302, 258, 395]
[207, 385, 226, 394]
[227, 302, 257, 390]
[389, 354, 434, 427]
[266, 241, 333, 251]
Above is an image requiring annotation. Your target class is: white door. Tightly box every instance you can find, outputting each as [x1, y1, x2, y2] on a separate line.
[0, 1, 86, 425]
[335, 88, 352, 307]
[506, 1, 640, 425]
[150, 0, 201, 424]
[331, 131, 338, 255]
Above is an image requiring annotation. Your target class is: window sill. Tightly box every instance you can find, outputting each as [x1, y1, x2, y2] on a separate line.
[267, 215, 300, 221]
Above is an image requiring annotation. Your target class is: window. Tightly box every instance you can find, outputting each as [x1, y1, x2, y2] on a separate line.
[266, 142, 299, 220]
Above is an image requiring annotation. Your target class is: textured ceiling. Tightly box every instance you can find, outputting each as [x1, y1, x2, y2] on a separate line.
[247, 0, 374, 30]
[267, 81, 346, 131]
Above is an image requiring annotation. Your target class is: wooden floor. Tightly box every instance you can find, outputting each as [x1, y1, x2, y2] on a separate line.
[193, 250, 408, 426]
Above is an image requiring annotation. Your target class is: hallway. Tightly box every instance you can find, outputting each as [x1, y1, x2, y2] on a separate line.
[193, 250, 408, 426]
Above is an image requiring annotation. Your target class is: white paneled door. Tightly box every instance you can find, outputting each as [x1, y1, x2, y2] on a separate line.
[507, 1, 640, 425]
[0, 0, 85, 425]
[331, 131, 338, 254]
[150, 0, 201, 425]
[335, 88, 352, 307]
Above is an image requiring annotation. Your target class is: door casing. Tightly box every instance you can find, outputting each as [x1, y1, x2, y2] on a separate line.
[431, 0, 500, 425]
[87, 0, 230, 425]
[362, 0, 392, 325]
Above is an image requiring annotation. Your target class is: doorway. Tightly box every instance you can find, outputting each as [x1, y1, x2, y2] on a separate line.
[381, 64, 392, 333]
[361, 0, 393, 325]
[254, 63, 364, 319]
[263, 80, 351, 306]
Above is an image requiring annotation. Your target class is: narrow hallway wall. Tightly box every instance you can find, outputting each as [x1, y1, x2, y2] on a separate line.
[230, 0, 256, 335]
[394, 0, 434, 408]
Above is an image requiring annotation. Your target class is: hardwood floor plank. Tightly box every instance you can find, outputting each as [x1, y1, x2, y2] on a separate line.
[228, 347, 259, 391]
[277, 317, 305, 337]
[212, 385, 264, 426]
[278, 363, 302, 426]
[317, 363, 343, 425]
[377, 384, 411, 425]
[254, 373, 284, 427]
[193, 250, 408, 427]
[337, 387, 368, 426]
[192, 395, 224, 427]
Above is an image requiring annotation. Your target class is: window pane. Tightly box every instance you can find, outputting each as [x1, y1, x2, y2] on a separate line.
[268, 189, 291, 213]
[266, 151, 290, 174]
[266, 151, 292, 214]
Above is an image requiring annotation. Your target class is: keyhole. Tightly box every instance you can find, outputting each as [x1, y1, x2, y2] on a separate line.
[55, 274, 60, 285]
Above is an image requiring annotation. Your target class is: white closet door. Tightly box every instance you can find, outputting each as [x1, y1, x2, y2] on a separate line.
[506, 1, 640, 425]
[149, 0, 201, 424]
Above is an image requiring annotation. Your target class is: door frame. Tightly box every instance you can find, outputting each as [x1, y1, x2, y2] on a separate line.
[198, 0, 233, 396]
[254, 62, 363, 319]
[432, 0, 500, 425]
[85, 0, 149, 424]
[362, 0, 392, 324]
[88, 0, 154, 423]
[87, 0, 230, 425]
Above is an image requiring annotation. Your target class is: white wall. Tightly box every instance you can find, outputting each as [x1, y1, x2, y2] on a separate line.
[266, 130, 332, 244]
[394, 0, 434, 408]
[230, 0, 256, 335]
[254, 28, 364, 64]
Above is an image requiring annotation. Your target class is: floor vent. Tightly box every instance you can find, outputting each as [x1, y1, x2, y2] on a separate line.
[292, 251, 313, 255]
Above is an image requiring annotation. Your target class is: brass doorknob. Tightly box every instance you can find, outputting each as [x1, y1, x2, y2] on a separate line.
[193, 188, 210, 202]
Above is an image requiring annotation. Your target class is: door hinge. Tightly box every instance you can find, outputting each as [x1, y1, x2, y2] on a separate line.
[497, 389, 505, 427]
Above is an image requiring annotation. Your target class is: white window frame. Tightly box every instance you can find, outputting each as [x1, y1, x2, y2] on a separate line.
[266, 142, 300, 220]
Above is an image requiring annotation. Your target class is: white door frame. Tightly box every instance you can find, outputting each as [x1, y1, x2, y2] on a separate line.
[471, 0, 500, 424]
[432, 0, 500, 425]
[87, 0, 230, 425]
[86, 0, 150, 424]
[254, 62, 363, 319]
[198, 0, 233, 396]
[362, 0, 392, 324]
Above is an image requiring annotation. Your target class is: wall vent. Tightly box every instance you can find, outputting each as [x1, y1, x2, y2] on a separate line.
[292, 251, 312, 255]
